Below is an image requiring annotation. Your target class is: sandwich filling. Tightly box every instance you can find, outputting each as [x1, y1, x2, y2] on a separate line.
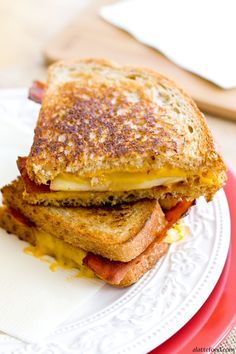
[50, 169, 186, 192]
[18, 157, 215, 195]
[48, 169, 214, 192]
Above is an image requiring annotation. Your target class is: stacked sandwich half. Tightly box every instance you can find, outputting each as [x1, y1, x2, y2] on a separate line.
[0, 59, 227, 286]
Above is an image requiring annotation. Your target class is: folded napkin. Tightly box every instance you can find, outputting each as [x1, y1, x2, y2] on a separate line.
[100, 0, 236, 89]
[0, 114, 104, 343]
[0, 229, 104, 343]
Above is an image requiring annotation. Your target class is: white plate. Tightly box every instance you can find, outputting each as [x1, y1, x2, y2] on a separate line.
[0, 89, 231, 353]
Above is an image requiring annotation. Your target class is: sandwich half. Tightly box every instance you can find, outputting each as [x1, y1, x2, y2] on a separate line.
[19, 58, 226, 207]
[0, 178, 192, 287]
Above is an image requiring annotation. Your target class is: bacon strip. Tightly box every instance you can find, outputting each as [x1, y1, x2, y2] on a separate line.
[17, 157, 50, 193]
[83, 200, 193, 285]
[28, 81, 46, 104]
[8, 207, 35, 227]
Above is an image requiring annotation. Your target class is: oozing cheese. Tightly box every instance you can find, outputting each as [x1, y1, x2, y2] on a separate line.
[50, 168, 187, 192]
[164, 220, 190, 243]
[24, 231, 94, 278]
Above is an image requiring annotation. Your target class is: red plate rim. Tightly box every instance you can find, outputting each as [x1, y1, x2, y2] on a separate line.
[151, 170, 236, 353]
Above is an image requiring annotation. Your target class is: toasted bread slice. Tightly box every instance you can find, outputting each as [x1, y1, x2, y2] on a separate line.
[0, 180, 192, 287]
[1, 178, 167, 262]
[0, 206, 169, 287]
[23, 58, 226, 205]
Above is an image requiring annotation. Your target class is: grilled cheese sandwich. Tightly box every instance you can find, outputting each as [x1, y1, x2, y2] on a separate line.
[0, 178, 193, 286]
[0, 58, 227, 288]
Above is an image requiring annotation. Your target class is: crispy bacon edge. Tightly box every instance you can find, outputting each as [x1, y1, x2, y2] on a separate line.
[7, 207, 35, 227]
[21, 81, 194, 285]
[17, 157, 50, 193]
[28, 81, 45, 104]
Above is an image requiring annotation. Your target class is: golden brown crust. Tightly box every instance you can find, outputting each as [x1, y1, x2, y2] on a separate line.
[25, 58, 226, 199]
[2, 178, 166, 262]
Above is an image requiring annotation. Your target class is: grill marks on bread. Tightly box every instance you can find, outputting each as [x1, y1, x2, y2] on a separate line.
[31, 83, 181, 171]
[25, 58, 225, 185]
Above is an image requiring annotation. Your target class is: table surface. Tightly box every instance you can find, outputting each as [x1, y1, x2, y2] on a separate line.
[0, 0, 235, 349]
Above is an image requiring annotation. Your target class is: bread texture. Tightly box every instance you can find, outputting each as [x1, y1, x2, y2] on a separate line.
[1, 178, 166, 262]
[24, 58, 226, 203]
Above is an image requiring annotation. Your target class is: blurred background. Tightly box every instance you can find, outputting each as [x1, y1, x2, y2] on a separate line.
[0, 0, 235, 176]
[0, 0, 88, 85]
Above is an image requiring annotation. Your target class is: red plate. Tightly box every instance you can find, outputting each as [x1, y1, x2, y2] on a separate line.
[151, 170, 236, 353]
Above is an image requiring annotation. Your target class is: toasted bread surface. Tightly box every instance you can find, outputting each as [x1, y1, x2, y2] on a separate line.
[25, 58, 226, 199]
[1, 178, 166, 262]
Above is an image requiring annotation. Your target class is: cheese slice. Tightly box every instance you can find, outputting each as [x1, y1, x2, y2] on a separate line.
[50, 169, 187, 192]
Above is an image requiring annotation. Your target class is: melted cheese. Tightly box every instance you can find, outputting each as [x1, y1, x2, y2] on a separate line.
[164, 220, 190, 243]
[50, 168, 187, 192]
[24, 231, 94, 278]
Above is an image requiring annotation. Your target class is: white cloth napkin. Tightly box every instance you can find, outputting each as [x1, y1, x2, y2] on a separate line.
[0, 96, 104, 343]
[100, 0, 236, 89]
[0, 229, 104, 343]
